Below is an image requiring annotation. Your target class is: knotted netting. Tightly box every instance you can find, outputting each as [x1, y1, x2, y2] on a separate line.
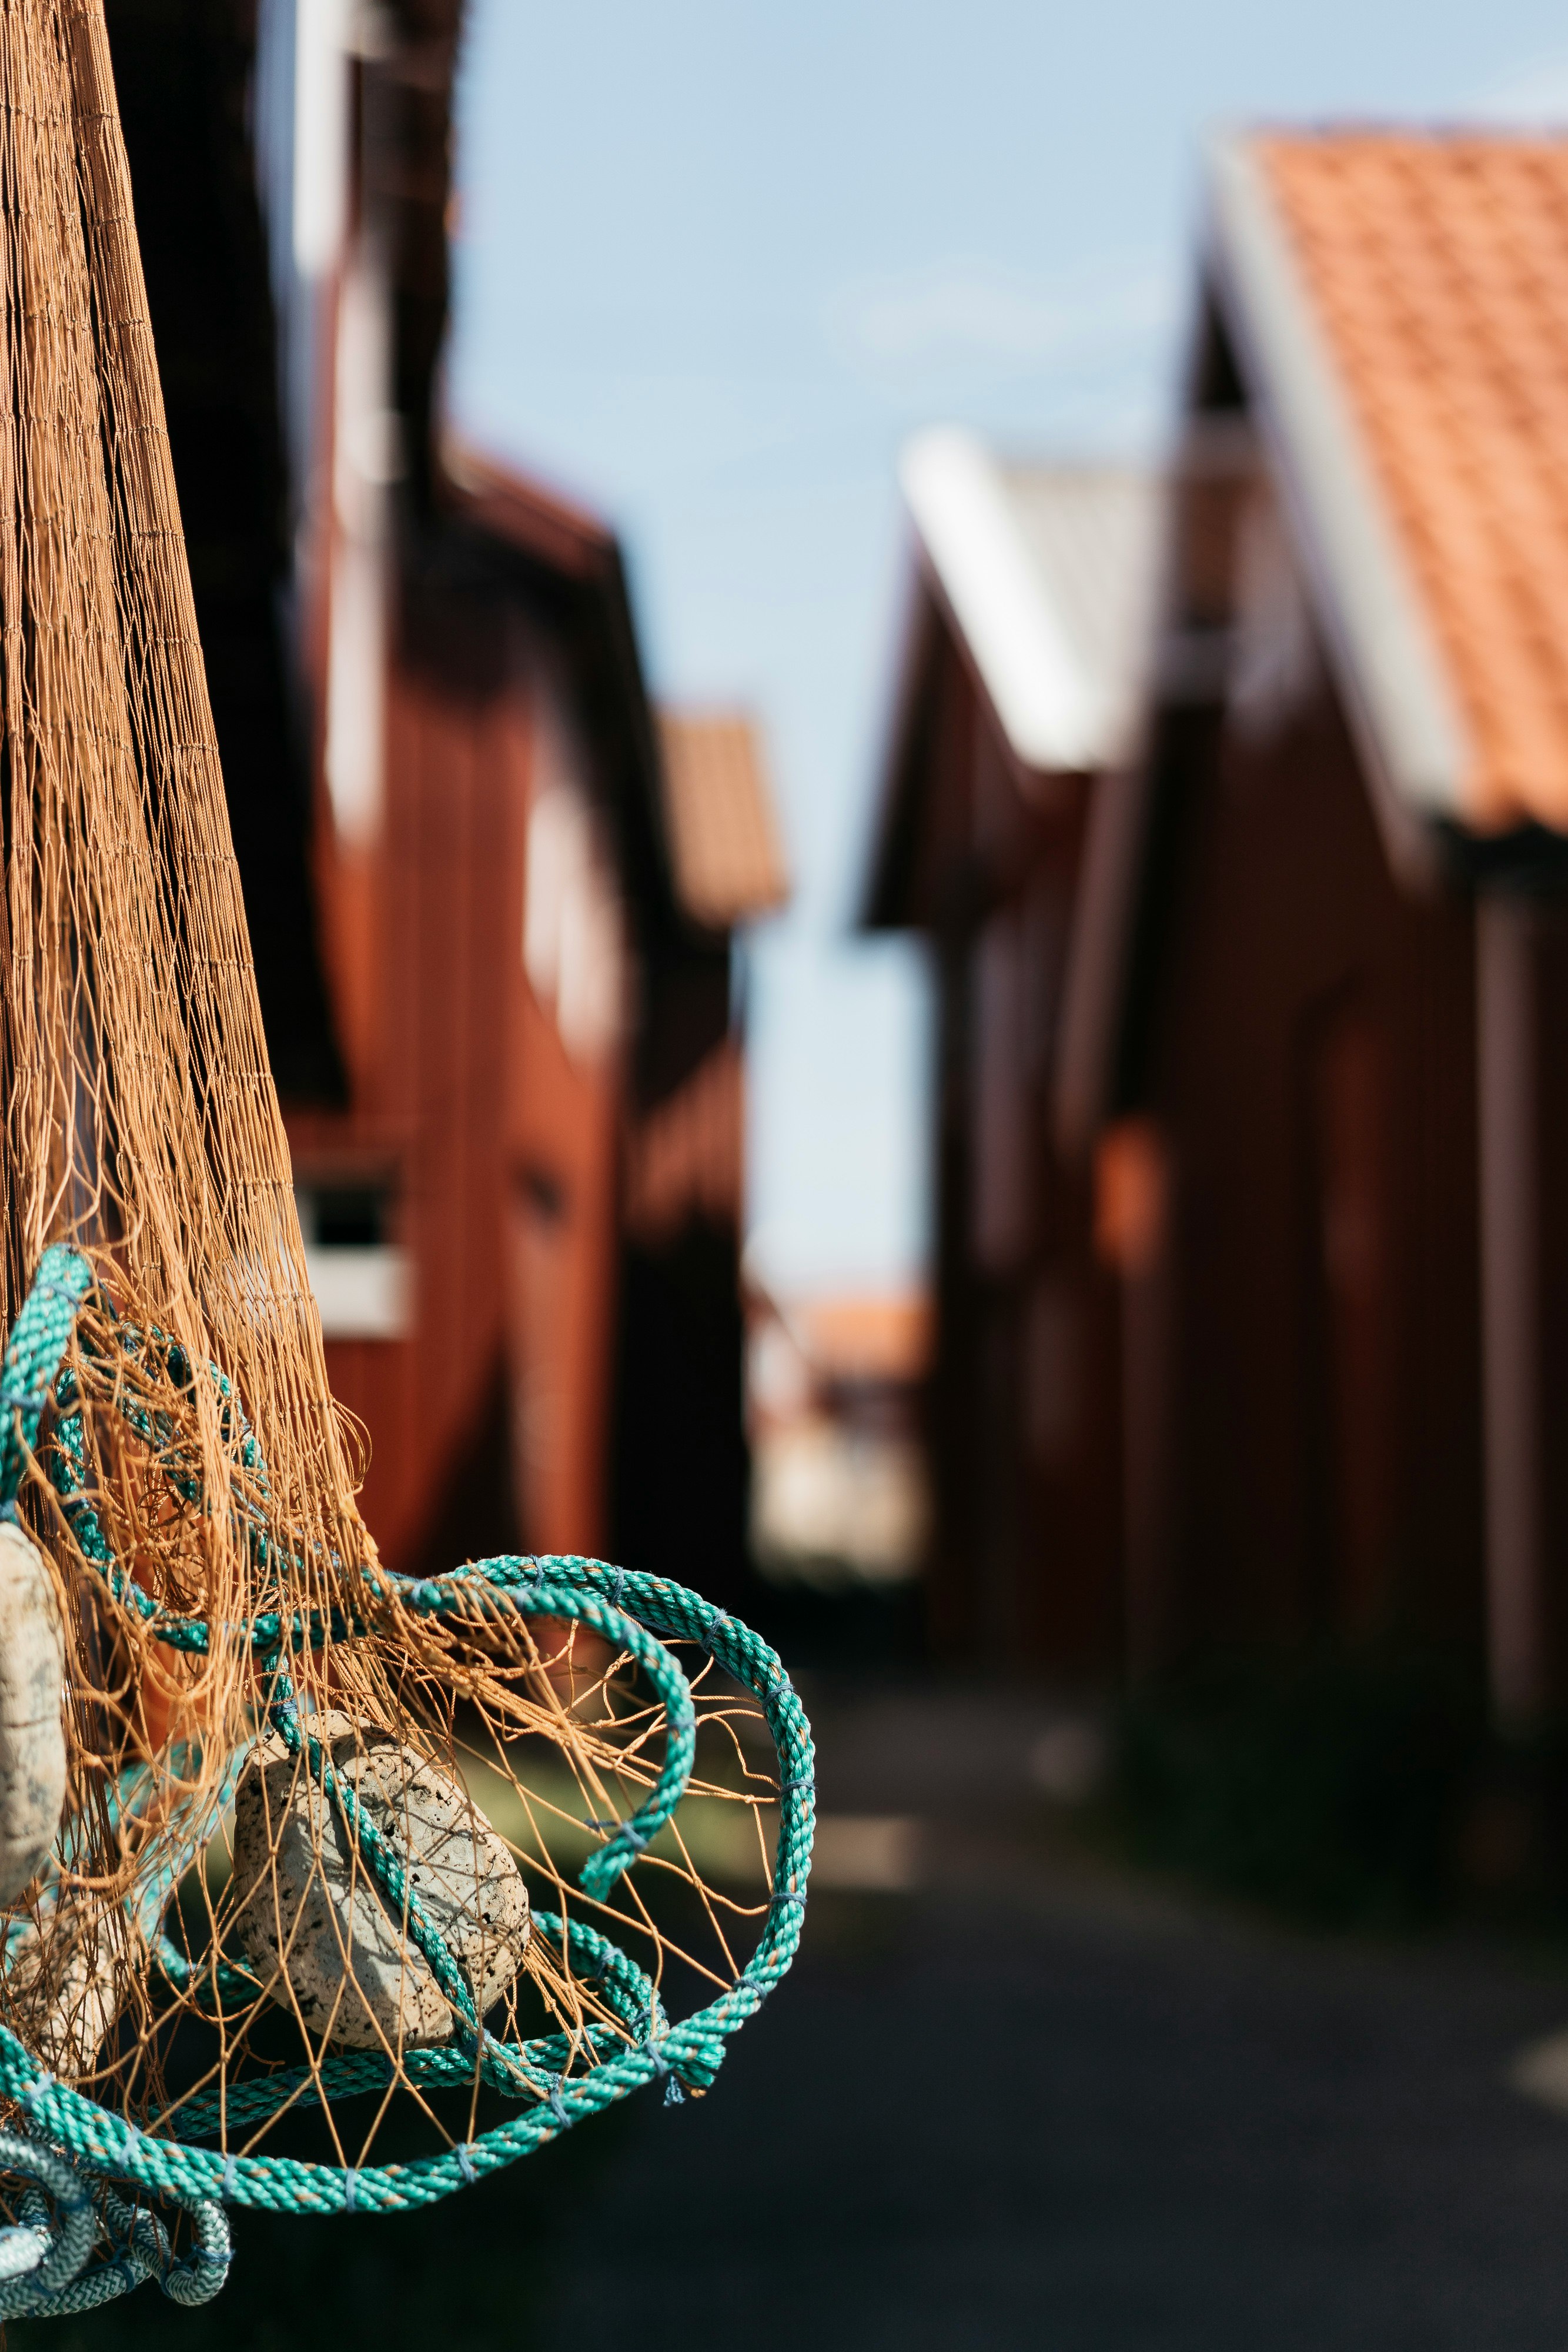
[0, 0, 813, 2317]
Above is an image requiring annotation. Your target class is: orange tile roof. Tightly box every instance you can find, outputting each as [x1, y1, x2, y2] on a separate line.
[656, 710, 790, 929]
[623, 1038, 743, 1244]
[1255, 133, 1568, 832]
[793, 1294, 932, 1384]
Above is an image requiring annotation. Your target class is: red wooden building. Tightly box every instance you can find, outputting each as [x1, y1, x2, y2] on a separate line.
[109, 0, 787, 1591]
[869, 135, 1568, 1719]
[1061, 131, 1568, 1715]
[862, 433, 1162, 1666]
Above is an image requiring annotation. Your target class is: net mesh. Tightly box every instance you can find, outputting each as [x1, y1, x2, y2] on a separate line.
[0, 0, 798, 2229]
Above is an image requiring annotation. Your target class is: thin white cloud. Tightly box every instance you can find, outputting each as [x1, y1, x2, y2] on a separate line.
[1474, 49, 1568, 123]
[828, 254, 1179, 377]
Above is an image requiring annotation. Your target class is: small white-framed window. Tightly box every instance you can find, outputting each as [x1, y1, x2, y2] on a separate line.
[295, 1181, 411, 1341]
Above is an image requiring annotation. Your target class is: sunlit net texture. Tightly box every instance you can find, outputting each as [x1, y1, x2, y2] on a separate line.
[0, 0, 362, 1863]
[0, 0, 811, 2274]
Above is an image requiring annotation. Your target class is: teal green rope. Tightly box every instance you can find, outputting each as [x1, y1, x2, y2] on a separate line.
[0, 1248, 92, 1509]
[0, 1248, 814, 2310]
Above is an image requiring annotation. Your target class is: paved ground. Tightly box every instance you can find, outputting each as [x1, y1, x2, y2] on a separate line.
[31, 1678, 1568, 2350]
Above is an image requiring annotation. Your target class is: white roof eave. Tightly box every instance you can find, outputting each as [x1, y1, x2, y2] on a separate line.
[1205, 134, 1470, 826]
[899, 427, 1112, 776]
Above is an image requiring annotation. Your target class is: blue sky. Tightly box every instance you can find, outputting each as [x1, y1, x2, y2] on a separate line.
[448, 1, 1568, 1297]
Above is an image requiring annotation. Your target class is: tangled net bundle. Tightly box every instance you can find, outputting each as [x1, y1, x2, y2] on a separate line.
[0, 0, 813, 2318]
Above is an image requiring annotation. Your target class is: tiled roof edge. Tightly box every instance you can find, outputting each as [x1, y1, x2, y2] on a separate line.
[898, 426, 1114, 774]
[1205, 132, 1470, 831]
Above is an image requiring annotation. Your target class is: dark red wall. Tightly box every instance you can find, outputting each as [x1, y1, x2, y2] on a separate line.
[904, 611, 1124, 1673]
[1125, 664, 1486, 1670]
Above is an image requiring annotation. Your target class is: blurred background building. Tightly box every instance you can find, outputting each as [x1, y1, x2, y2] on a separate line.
[1072, 132, 1568, 1721]
[95, 3, 1568, 1732]
[868, 131, 1568, 1722]
[747, 1284, 930, 1589]
[863, 435, 1161, 1666]
[106, 0, 787, 1596]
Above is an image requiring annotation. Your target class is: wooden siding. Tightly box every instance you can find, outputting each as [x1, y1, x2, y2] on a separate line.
[1120, 578, 1486, 1672]
[897, 596, 1124, 1671]
[288, 607, 622, 1574]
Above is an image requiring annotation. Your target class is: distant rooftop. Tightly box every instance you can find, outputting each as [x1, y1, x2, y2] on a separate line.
[899, 430, 1165, 776]
[792, 1292, 932, 1386]
[656, 709, 790, 931]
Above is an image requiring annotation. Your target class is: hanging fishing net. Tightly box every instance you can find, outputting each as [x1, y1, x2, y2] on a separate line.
[0, 0, 813, 2317]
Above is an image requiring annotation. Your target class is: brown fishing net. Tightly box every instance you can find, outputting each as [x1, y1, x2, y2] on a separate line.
[0, 0, 810, 2272]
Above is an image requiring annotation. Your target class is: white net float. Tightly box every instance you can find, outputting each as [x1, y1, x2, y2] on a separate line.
[232, 1714, 530, 2051]
[0, 1525, 66, 1909]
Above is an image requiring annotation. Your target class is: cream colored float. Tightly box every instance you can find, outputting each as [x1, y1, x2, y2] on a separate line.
[4, 1909, 125, 2074]
[232, 1713, 530, 2049]
[0, 1522, 67, 1907]
[0, 1520, 101, 2074]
